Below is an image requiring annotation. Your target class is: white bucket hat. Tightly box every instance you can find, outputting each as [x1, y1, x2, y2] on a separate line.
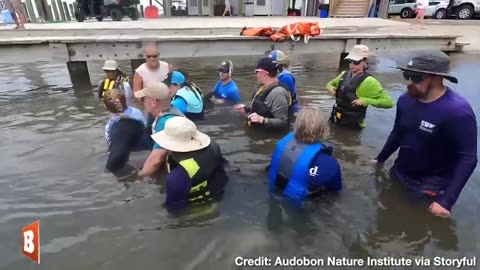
[151, 117, 211, 152]
[102, 60, 120, 71]
[345, 45, 369, 61]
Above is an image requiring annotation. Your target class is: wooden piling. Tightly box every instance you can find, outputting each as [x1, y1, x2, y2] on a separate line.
[51, 0, 60, 21]
[208, 0, 213, 16]
[46, 4, 54, 22]
[63, 2, 71, 21]
[57, 0, 66, 21]
[69, 4, 74, 18]
[139, 5, 144, 17]
[25, 0, 37, 23]
[197, 0, 202, 16]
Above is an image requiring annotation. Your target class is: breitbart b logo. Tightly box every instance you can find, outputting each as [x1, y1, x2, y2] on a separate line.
[22, 220, 40, 264]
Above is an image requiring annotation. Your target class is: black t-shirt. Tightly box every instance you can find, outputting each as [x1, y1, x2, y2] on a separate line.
[106, 118, 146, 172]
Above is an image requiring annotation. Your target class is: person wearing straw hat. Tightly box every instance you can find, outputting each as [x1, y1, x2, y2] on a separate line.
[269, 50, 300, 112]
[151, 116, 229, 210]
[204, 60, 240, 104]
[375, 52, 477, 218]
[326, 45, 393, 129]
[98, 60, 134, 106]
[135, 83, 185, 178]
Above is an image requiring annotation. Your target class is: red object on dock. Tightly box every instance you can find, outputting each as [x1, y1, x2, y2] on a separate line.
[145, 5, 159, 18]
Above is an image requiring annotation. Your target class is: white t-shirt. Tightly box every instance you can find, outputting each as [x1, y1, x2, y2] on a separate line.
[416, 0, 428, 9]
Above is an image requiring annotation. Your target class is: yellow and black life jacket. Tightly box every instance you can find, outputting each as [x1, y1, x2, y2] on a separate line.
[98, 76, 129, 100]
[166, 141, 228, 204]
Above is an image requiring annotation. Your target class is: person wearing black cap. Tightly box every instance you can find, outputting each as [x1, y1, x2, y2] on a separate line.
[204, 60, 241, 104]
[375, 52, 477, 217]
[234, 57, 292, 129]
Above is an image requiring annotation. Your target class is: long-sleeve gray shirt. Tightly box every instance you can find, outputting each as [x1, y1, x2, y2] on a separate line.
[246, 86, 290, 129]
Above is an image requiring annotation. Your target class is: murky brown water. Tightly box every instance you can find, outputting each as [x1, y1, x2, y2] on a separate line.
[0, 53, 479, 270]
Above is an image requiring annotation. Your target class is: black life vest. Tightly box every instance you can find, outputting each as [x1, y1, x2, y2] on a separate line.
[250, 82, 292, 119]
[167, 141, 228, 204]
[331, 71, 371, 127]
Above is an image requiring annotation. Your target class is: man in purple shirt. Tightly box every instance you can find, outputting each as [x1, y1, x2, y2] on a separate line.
[151, 116, 229, 211]
[375, 52, 477, 218]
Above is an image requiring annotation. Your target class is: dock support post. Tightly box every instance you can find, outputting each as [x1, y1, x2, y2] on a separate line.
[46, 4, 54, 22]
[197, 0, 202, 16]
[25, 0, 37, 23]
[139, 5, 144, 17]
[338, 52, 349, 71]
[51, 0, 60, 21]
[63, 2, 71, 20]
[130, 59, 145, 78]
[238, 0, 244, 16]
[67, 61, 91, 90]
[208, 0, 214, 16]
[164, 0, 172, 16]
[57, 0, 67, 21]
[69, 4, 74, 18]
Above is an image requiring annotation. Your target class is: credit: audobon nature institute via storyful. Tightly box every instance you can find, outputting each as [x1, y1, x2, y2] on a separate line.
[234, 256, 477, 267]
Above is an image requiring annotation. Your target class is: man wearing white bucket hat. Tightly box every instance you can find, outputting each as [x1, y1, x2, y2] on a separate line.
[326, 45, 393, 129]
[98, 60, 134, 106]
[151, 117, 228, 209]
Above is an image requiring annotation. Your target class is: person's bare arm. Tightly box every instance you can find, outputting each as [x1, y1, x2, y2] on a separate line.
[168, 63, 174, 72]
[133, 72, 143, 93]
[138, 149, 168, 177]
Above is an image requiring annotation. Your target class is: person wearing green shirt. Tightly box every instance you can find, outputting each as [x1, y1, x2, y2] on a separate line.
[326, 45, 394, 129]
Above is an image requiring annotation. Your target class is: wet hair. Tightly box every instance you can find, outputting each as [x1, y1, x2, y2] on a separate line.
[103, 88, 127, 114]
[294, 107, 329, 144]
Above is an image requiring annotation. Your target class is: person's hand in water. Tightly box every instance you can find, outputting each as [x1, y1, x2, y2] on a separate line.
[429, 202, 451, 218]
[234, 104, 246, 114]
[248, 113, 265, 124]
[326, 85, 336, 96]
[352, 99, 365, 107]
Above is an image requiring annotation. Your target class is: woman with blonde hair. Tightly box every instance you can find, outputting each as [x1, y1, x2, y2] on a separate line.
[103, 89, 149, 172]
[269, 107, 342, 202]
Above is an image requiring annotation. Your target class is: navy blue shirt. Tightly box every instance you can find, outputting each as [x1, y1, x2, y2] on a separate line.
[377, 88, 477, 210]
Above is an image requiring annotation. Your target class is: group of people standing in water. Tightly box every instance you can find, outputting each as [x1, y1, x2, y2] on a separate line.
[99, 43, 477, 218]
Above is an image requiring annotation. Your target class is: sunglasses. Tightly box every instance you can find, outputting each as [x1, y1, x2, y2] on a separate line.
[345, 59, 364, 65]
[218, 69, 229, 74]
[403, 72, 428, 84]
[146, 54, 159, 59]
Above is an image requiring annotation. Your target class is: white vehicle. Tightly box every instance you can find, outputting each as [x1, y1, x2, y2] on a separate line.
[451, 0, 480, 19]
[388, 0, 417, 18]
[425, 0, 480, 19]
[425, 0, 449, 19]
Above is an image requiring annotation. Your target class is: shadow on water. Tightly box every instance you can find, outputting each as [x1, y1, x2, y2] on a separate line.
[0, 52, 479, 270]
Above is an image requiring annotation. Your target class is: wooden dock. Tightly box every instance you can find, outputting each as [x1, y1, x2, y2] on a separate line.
[0, 17, 463, 88]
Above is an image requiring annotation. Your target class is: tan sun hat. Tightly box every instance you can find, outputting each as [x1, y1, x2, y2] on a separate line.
[134, 82, 170, 100]
[102, 60, 120, 71]
[345, 45, 369, 61]
[151, 116, 211, 152]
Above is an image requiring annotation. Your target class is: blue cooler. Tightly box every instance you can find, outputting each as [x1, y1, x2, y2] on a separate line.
[319, 4, 329, 18]
[1, 9, 15, 24]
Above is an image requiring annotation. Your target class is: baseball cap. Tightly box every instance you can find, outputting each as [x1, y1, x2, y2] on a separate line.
[269, 50, 289, 64]
[218, 60, 233, 73]
[255, 57, 277, 75]
[134, 82, 170, 100]
[102, 60, 119, 71]
[345, 45, 369, 61]
[163, 71, 186, 86]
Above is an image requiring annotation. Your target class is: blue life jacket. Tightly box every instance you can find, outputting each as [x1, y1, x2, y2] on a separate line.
[278, 69, 300, 112]
[105, 106, 147, 151]
[278, 69, 296, 93]
[175, 86, 204, 114]
[151, 106, 185, 134]
[269, 132, 327, 202]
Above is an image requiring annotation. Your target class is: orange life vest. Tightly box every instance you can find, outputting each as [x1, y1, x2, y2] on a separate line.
[270, 22, 321, 43]
[240, 27, 274, 37]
